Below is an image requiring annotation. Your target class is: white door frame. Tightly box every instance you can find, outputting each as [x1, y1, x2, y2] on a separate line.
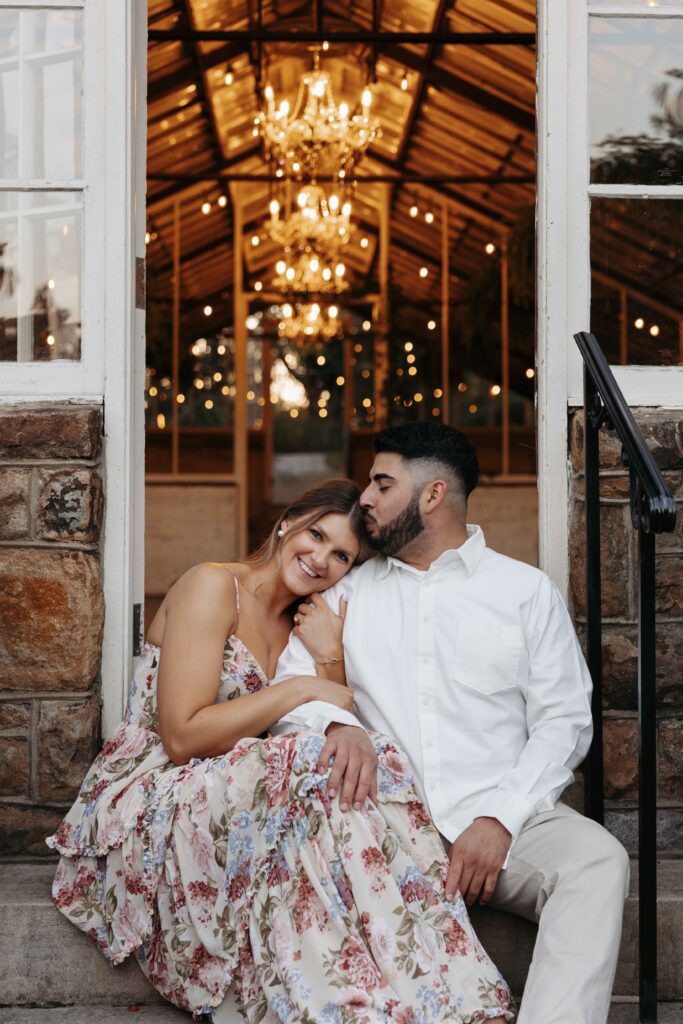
[537, 0, 683, 598]
[100, 0, 148, 735]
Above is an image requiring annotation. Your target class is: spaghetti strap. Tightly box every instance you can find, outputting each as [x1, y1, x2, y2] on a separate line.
[224, 567, 240, 631]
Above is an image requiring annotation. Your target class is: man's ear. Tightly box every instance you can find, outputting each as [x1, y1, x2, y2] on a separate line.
[423, 480, 448, 514]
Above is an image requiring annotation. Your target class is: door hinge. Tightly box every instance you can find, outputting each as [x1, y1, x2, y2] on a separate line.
[133, 602, 143, 656]
[135, 257, 146, 310]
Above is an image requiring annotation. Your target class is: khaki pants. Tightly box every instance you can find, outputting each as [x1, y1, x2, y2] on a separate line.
[484, 801, 630, 1024]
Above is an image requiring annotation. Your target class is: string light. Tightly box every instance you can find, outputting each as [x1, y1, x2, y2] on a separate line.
[525, 368, 535, 379]
[362, 398, 371, 408]
[362, 320, 371, 331]
[485, 242, 496, 254]
[177, 393, 185, 404]
[157, 413, 166, 429]
[254, 280, 263, 292]
[425, 211, 434, 224]
[432, 408, 440, 417]
[319, 408, 328, 418]
[149, 385, 158, 397]
[46, 334, 55, 346]
[434, 388, 442, 398]
[401, 72, 408, 91]
[458, 382, 467, 392]
[414, 393, 423, 402]
[224, 67, 234, 86]
[419, 267, 428, 278]
[468, 404, 478, 414]
[317, 355, 326, 365]
[145, 231, 151, 245]
[404, 341, 413, 352]
[202, 201, 211, 215]
[218, 195, 228, 208]
[490, 384, 501, 396]
[650, 324, 660, 336]
[203, 305, 213, 316]
[336, 375, 345, 385]
[205, 399, 214, 410]
[408, 366, 417, 376]
[409, 204, 418, 218]
[360, 236, 369, 249]
[427, 319, 436, 330]
[634, 317, 644, 329]
[406, 354, 416, 364]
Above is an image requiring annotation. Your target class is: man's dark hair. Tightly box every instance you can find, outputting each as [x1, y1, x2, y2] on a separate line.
[373, 423, 479, 499]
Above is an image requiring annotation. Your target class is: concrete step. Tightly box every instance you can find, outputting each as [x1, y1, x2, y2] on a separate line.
[1, 859, 681, 1008]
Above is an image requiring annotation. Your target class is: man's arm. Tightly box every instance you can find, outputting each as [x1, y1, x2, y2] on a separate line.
[474, 574, 593, 838]
[447, 574, 593, 906]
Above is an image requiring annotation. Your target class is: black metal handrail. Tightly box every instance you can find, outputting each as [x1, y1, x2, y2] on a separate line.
[574, 332, 678, 1024]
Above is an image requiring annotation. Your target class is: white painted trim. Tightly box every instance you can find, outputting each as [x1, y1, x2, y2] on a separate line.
[0, 179, 84, 190]
[0, 1, 83, 7]
[588, 5, 683, 16]
[569, 366, 683, 406]
[588, 185, 683, 197]
[537, 0, 574, 599]
[100, 0, 147, 737]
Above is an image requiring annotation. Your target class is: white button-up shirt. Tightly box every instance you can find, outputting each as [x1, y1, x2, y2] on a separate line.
[271, 525, 593, 847]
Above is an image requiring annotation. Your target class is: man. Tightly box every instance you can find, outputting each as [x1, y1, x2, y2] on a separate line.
[272, 422, 629, 1024]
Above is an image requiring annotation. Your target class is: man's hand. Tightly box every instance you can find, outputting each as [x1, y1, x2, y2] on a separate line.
[445, 817, 511, 907]
[317, 724, 377, 811]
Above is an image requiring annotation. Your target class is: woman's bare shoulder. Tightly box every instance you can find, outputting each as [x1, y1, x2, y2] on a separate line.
[148, 563, 238, 645]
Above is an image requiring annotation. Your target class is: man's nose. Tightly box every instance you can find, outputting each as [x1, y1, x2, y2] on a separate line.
[360, 485, 373, 508]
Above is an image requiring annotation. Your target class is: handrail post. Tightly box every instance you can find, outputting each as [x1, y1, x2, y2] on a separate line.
[638, 509, 657, 1023]
[583, 368, 605, 825]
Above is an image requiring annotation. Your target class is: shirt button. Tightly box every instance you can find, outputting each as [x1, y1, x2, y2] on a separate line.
[422, 655, 429, 664]
[422, 615, 430, 623]
[422, 696, 431, 707]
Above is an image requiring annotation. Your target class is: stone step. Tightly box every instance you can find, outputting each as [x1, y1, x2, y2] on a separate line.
[1, 860, 681, 1008]
[1, 1004, 682, 1024]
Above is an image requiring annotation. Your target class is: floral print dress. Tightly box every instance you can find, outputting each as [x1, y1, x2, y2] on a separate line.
[47, 633, 514, 1024]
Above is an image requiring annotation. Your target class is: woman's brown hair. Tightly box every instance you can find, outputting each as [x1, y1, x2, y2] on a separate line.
[248, 478, 371, 568]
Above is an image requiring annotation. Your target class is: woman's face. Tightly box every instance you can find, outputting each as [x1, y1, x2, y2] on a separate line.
[279, 512, 361, 596]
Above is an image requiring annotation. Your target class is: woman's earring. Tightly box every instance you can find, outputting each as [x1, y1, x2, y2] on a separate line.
[277, 529, 284, 538]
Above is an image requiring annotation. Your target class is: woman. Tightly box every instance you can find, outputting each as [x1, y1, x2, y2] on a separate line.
[47, 479, 514, 1024]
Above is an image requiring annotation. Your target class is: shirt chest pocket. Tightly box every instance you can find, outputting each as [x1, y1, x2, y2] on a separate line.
[453, 625, 523, 695]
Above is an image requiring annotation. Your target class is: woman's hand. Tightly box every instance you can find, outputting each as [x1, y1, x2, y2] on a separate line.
[293, 593, 347, 665]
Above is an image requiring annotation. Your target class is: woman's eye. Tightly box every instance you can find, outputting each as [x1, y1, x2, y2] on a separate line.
[309, 528, 322, 540]
[336, 552, 349, 563]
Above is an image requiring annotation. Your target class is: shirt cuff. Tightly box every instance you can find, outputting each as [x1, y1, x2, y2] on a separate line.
[475, 790, 536, 844]
[275, 700, 363, 735]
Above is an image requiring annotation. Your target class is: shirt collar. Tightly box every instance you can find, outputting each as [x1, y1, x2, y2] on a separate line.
[376, 524, 486, 580]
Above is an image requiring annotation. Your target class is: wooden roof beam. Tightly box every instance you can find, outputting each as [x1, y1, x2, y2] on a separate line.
[395, 0, 450, 168]
[381, 43, 535, 136]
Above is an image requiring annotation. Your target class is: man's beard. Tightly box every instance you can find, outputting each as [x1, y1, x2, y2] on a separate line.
[366, 493, 425, 556]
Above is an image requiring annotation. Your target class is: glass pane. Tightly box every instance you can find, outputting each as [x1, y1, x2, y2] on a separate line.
[0, 191, 82, 361]
[590, 197, 682, 365]
[589, 17, 683, 184]
[590, 2, 683, 7]
[0, 9, 83, 181]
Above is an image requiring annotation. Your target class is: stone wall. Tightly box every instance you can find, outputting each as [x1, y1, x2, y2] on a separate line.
[0, 404, 105, 856]
[569, 408, 683, 851]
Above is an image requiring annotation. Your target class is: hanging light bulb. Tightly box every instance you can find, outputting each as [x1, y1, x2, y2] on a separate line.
[224, 67, 234, 86]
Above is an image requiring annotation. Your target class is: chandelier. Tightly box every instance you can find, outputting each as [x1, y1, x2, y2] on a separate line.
[268, 184, 353, 257]
[273, 250, 348, 294]
[278, 302, 342, 344]
[257, 53, 381, 178]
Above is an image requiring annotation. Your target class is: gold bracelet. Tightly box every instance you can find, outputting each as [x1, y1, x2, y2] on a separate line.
[315, 655, 343, 665]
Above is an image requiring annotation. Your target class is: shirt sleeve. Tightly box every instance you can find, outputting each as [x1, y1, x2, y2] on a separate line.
[475, 575, 594, 841]
[269, 578, 365, 737]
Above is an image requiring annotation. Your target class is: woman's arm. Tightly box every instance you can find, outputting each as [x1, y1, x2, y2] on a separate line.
[156, 564, 347, 764]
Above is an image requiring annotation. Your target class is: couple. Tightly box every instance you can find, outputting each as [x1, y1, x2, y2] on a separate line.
[47, 423, 628, 1024]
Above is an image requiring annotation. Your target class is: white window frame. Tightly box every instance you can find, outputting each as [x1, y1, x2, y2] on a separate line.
[538, 0, 683, 597]
[0, 0, 148, 737]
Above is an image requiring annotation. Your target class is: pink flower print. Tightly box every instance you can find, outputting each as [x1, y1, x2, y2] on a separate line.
[338, 936, 382, 990]
[444, 918, 470, 957]
[361, 846, 389, 895]
[367, 916, 397, 967]
[244, 670, 264, 694]
[264, 740, 296, 807]
[188, 826, 216, 875]
[269, 910, 293, 967]
[407, 800, 431, 830]
[414, 925, 438, 972]
[112, 896, 144, 948]
[292, 872, 318, 934]
[337, 986, 372, 1007]
[382, 746, 407, 781]
[400, 877, 438, 908]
